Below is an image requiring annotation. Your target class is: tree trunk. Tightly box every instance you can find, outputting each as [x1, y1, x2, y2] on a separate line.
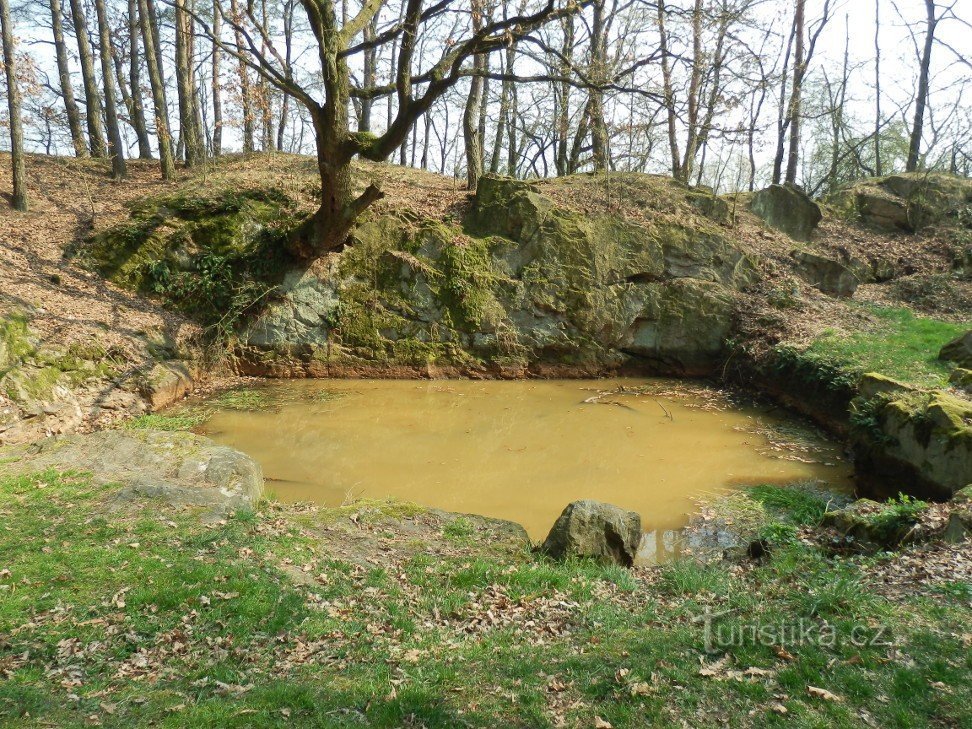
[588, 0, 609, 172]
[49, 0, 86, 157]
[463, 0, 485, 189]
[656, 0, 681, 179]
[784, 0, 805, 185]
[772, 22, 796, 184]
[679, 0, 704, 183]
[0, 0, 26, 210]
[230, 0, 255, 154]
[126, 0, 153, 158]
[94, 0, 127, 178]
[175, 0, 203, 165]
[137, 0, 175, 178]
[907, 0, 935, 172]
[873, 0, 882, 176]
[68, 0, 107, 157]
[211, 0, 222, 155]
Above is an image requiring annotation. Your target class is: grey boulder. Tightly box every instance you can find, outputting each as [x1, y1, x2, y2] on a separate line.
[541, 500, 642, 567]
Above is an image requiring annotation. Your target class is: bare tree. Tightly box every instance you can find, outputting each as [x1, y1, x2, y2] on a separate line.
[197, 0, 583, 259]
[907, 0, 937, 171]
[48, 0, 85, 156]
[1, 0, 27, 209]
[93, 0, 126, 177]
[68, 0, 106, 156]
[138, 0, 175, 177]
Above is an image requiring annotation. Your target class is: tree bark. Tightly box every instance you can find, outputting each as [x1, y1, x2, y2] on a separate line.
[784, 0, 806, 185]
[68, 0, 107, 157]
[588, 0, 609, 172]
[679, 0, 704, 183]
[175, 0, 204, 165]
[873, 0, 882, 176]
[0, 0, 26, 210]
[211, 0, 222, 155]
[907, 0, 936, 172]
[462, 0, 485, 189]
[126, 0, 153, 158]
[137, 0, 175, 178]
[49, 0, 87, 157]
[94, 0, 127, 178]
[656, 0, 681, 179]
[229, 0, 255, 154]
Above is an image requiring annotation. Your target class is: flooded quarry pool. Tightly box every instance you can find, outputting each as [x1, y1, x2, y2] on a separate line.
[193, 378, 851, 558]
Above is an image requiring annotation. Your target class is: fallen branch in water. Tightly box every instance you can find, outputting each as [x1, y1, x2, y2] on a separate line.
[654, 399, 673, 421]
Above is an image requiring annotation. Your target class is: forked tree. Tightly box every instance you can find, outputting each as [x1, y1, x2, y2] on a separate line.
[192, 0, 585, 260]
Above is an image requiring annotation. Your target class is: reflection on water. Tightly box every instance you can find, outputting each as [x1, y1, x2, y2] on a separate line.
[193, 378, 853, 563]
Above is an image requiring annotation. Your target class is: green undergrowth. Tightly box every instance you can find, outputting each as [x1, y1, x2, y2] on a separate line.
[2, 471, 970, 727]
[75, 187, 300, 338]
[777, 305, 964, 394]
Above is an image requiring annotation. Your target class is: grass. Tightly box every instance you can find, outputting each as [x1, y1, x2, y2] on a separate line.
[804, 305, 964, 388]
[1, 471, 970, 727]
[124, 412, 208, 431]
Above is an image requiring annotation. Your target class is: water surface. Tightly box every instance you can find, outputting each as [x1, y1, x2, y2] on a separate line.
[195, 378, 851, 559]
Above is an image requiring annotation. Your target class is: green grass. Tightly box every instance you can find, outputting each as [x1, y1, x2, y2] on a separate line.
[804, 305, 964, 387]
[124, 412, 208, 431]
[2, 470, 970, 727]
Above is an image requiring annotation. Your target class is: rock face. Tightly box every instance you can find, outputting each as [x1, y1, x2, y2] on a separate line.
[0, 430, 263, 512]
[749, 184, 822, 241]
[541, 500, 642, 566]
[829, 173, 972, 233]
[853, 390, 972, 500]
[940, 331, 972, 368]
[240, 174, 756, 377]
[791, 251, 859, 298]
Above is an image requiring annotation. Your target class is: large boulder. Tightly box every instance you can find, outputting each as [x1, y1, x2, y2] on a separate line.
[791, 251, 859, 298]
[829, 173, 972, 233]
[853, 390, 972, 500]
[940, 331, 972, 368]
[541, 500, 642, 566]
[241, 174, 754, 376]
[0, 430, 263, 512]
[749, 184, 822, 241]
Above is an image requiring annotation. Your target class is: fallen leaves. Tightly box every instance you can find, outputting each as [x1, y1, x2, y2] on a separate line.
[807, 685, 842, 702]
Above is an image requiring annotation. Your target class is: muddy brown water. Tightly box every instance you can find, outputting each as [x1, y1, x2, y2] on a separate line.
[194, 378, 852, 562]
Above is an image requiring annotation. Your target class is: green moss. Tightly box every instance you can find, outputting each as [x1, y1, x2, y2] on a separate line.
[78, 187, 300, 334]
[0, 311, 36, 374]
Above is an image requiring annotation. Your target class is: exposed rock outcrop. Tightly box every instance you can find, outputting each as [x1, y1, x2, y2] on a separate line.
[0, 430, 264, 513]
[239, 174, 756, 377]
[749, 184, 822, 241]
[791, 250, 859, 298]
[940, 331, 972, 368]
[852, 389, 972, 500]
[829, 173, 972, 233]
[540, 500, 642, 566]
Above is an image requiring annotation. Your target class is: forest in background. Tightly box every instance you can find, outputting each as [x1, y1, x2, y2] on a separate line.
[0, 0, 970, 249]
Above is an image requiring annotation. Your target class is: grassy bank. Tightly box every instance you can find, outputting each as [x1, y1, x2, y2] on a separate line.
[801, 305, 963, 388]
[1, 471, 970, 728]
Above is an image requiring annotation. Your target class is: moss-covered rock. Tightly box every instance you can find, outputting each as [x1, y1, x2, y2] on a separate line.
[940, 330, 972, 367]
[749, 184, 822, 241]
[75, 186, 299, 327]
[242, 174, 755, 375]
[828, 173, 972, 233]
[853, 389, 972, 499]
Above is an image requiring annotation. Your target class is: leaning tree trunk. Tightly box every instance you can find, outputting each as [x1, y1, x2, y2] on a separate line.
[137, 0, 175, 178]
[907, 0, 936, 172]
[94, 0, 127, 178]
[68, 0, 107, 157]
[49, 0, 86, 157]
[656, 0, 681, 179]
[0, 0, 26, 210]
